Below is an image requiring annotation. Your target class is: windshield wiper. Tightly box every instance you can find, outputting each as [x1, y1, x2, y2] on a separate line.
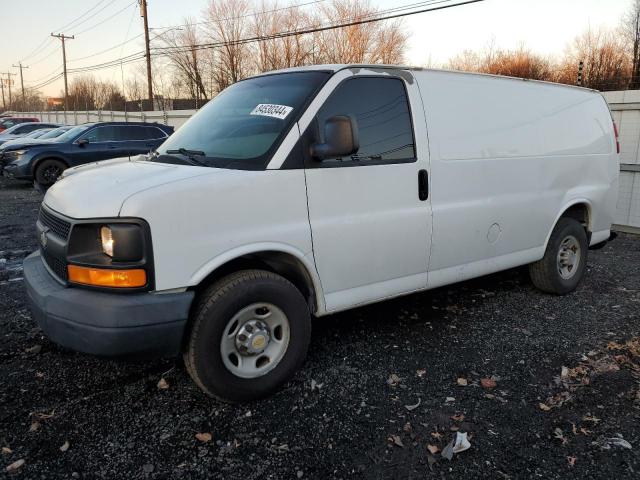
[165, 148, 207, 166]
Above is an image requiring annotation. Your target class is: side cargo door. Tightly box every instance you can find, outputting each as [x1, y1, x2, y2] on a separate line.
[304, 70, 432, 312]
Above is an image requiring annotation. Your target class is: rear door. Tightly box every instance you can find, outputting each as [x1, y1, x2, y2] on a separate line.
[121, 125, 167, 155]
[303, 71, 432, 312]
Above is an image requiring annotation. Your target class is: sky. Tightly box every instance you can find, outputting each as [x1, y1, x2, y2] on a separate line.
[0, 0, 633, 98]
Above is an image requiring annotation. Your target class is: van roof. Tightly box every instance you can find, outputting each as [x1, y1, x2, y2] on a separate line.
[259, 64, 599, 94]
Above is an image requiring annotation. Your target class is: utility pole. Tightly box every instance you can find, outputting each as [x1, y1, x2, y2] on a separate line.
[12, 62, 28, 104]
[4, 72, 16, 108]
[51, 33, 74, 110]
[0, 79, 5, 110]
[140, 0, 154, 110]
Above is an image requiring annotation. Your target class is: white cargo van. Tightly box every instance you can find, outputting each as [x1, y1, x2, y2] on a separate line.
[24, 65, 619, 402]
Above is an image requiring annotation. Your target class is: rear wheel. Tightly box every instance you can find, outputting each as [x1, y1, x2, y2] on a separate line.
[183, 270, 311, 403]
[529, 217, 588, 294]
[34, 159, 66, 187]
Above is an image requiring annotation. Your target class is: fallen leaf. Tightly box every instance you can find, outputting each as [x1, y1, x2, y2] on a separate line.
[1, 447, 12, 455]
[387, 374, 401, 387]
[388, 435, 404, 447]
[457, 378, 468, 386]
[60, 440, 70, 452]
[195, 432, 212, 443]
[451, 413, 465, 422]
[427, 444, 440, 454]
[35, 372, 44, 379]
[580, 428, 592, 436]
[567, 456, 577, 467]
[5, 459, 25, 473]
[582, 415, 600, 423]
[25, 345, 42, 354]
[403, 423, 412, 433]
[157, 378, 169, 390]
[480, 377, 497, 389]
[310, 379, 323, 391]
[553, 428, 568, 445]
[539, 403, 551, 411]
[405, 398, 421, 411]
[445, 397, 455, 403]
[416, 369, 427, 378]
[431, 432, 443, 440]
[29, 421, 40, 432]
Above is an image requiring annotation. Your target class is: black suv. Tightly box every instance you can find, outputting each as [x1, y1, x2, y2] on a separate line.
[3, 122, 173, 187]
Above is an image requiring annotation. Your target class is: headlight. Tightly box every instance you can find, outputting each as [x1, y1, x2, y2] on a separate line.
[12, 150, 27, 156]
[66, 221, 152, 290]
[101, 226, 114, 257]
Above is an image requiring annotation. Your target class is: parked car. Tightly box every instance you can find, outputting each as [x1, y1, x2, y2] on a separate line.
[0, 116, 39, 132]
[0, 126, 74, 167]
[3, 121, 173, 186]
[24, 128, 55, 139]
[23, 65, 618, 402]
[0, 122, 60, 145]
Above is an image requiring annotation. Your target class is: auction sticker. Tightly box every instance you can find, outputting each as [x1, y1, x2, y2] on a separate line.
[250, 103, 293, 120]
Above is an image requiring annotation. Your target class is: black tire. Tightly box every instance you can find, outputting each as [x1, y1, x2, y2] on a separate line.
[184, 270, 311, 403]
[34, 159, 66, 187]
[529, 217, 588, 294]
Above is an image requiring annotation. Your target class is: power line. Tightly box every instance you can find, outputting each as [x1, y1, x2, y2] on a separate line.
[55, 0, 113, 33]
[29, 0, 485, 92]
[71, 0, 138, 36]
[18, 0, 112, 62]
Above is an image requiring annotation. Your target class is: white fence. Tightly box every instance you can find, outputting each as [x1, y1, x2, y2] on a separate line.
[30, 109, 197, 130]
[603, 91, 640, 231]
[20, 92, 640, 231]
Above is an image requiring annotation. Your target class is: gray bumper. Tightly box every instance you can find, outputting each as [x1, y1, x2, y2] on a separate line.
[24, 251, 194, 357]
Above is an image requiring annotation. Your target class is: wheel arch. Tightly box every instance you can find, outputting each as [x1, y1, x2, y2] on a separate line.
[543, 199, 593, 251]
[31, 154, 71, 176]
[189, 244, 325, 315]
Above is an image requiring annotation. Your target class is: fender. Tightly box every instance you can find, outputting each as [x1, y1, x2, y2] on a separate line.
[542, 197, 593, 252]
[188, 242, 326, 314]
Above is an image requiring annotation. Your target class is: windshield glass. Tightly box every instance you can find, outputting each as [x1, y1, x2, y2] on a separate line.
[157, 71, 329, 169]
[56, 125, 90, 143]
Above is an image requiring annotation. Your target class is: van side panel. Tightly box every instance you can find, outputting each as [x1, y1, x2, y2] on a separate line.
[416, 70, 617, 287]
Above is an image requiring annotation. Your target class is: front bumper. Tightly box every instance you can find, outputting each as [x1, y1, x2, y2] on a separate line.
[2, 160, 30, 180]
[24, 251, 194, 357]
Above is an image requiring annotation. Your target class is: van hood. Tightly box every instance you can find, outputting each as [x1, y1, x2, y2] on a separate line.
[44, 158, 212, 218]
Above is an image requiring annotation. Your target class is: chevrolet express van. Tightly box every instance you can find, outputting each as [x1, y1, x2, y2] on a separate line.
[24, 65, 619, 402]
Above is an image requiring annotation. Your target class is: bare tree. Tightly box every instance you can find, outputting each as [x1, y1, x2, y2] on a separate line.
[621, 0, 640, 89]
[158, 19, 209, 100]
[315, 0, 407, 64]
[204, 0, 253, 92]
[557, 27, 631, 90]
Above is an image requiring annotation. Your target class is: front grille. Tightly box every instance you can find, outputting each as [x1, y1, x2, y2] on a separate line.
[39, 207, 71, 239]
[42, 247, 68, 281]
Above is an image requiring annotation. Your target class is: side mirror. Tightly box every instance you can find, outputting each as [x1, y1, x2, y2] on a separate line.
[77, 138, 89, 147]
[310, 115, 359, 160]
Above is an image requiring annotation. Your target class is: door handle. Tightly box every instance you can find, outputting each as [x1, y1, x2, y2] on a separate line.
[418, 169, 429, 201]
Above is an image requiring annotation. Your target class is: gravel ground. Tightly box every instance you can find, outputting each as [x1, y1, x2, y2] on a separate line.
[1, 174, 639, 479]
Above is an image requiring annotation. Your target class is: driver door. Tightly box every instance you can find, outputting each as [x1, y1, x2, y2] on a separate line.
[304, 72, 432, 312]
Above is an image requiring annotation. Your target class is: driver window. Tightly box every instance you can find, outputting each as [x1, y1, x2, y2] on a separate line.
[315, 77, 416, 164]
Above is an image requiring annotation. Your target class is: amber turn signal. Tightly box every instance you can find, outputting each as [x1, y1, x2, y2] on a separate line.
[67, 265, 147, 288]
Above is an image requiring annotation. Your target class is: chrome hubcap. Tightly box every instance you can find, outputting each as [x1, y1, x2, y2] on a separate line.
[557, 235, 581, 280]
[220, 303, 290, 379]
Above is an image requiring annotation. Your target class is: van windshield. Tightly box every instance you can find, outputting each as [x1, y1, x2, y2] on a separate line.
[155, 71, 329, 169]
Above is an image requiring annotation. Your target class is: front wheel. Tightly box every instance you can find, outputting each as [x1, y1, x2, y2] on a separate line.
[34, 159, 66, 188]
[183, 270, 311, 403]
[529, 218, 588, 294]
